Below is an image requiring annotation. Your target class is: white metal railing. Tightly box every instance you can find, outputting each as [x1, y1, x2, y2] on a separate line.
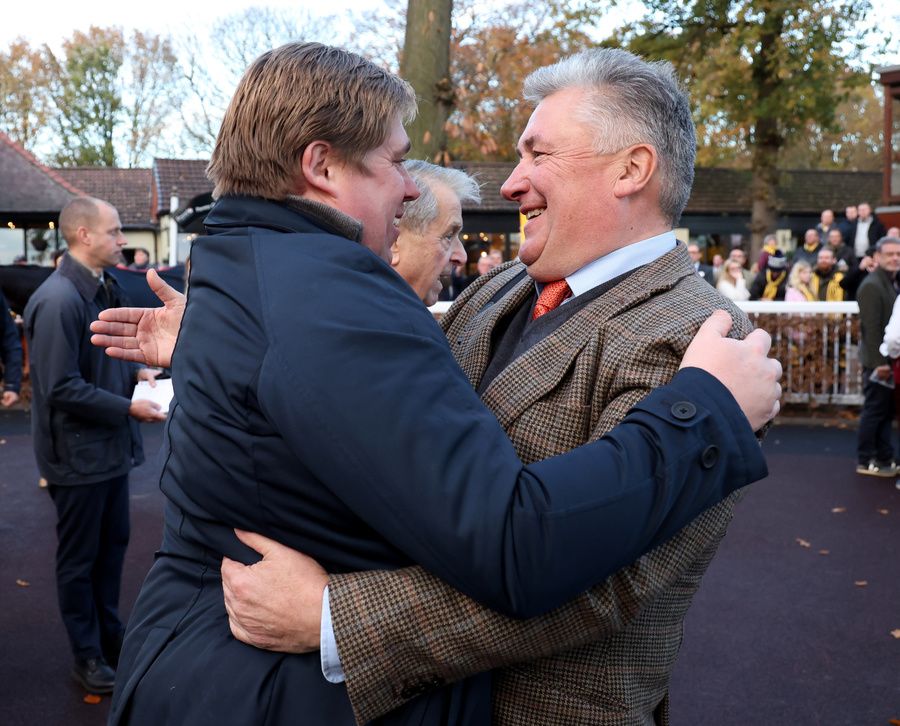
[430, 300, 865, 406]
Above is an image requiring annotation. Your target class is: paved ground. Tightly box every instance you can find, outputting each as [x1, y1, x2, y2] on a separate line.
[1, 409, 897, 725]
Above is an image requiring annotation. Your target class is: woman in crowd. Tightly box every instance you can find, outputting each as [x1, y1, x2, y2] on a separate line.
[717, 259, 751, 301]
[785, 261, 816, 302]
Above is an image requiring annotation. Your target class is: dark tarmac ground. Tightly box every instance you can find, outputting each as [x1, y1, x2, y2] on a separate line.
[1, 409, 897, 726]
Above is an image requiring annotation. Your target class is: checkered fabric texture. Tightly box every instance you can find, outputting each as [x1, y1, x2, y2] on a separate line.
[329, 245, 754, 725]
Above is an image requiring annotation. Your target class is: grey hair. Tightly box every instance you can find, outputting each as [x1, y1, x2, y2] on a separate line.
[763, 233, 777, 245]
[876, 236, 900, 252]
[523, 48, 696, 225]
[400, 160, 481, 235]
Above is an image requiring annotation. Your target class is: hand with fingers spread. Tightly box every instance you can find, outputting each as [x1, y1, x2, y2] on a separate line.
[222, 530, 328, 654]
[90, 269, 185, 368]
[681, 310, 782, 431]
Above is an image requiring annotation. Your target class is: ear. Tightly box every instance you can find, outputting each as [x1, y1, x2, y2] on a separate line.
[390, 239, 402, 269]
[612, 144, 657, 199]
[298, 140, 342, 199]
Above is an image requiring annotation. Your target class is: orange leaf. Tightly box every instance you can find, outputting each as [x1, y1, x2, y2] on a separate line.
[796, 538, 811, 548]
[82, 694, 102, 704]
[854, 580, 868, 587]
[818, 549, 830, 555]
[887, 718, 900, 725]
[15, 579, 29, 587]
[830, 507, 846, 513]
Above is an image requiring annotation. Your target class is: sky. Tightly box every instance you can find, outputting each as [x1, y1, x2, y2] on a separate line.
[0, 0, 382, 48]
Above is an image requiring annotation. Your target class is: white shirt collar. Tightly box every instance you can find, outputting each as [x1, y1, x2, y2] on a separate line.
[559, 231, 677, 298]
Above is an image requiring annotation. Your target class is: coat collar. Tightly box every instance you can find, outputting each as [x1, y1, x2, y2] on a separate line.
[204, 195, 363, 243]
[476, 244, 697, 428]
[57, 252, 103, 303]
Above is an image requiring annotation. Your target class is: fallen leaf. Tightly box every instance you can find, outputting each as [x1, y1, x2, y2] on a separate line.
[15, 579, 29, 587]
[877, 509, 889, 515]
[891, 630, 900, 639]
[888, 719, 900, 726]
[82, 694, 102, 704]
[818, 549, 830, 556]
[854, 580, 868, 587]
[831, 507, 846, 513]
[796, 538, 811, 548]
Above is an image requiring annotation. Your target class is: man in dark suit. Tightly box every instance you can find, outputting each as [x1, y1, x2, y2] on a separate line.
[24, 198, 165, 694]
[94, 44, 779, 726]
[850, 202, 887, 259]
[0, 289, 22, 407]
[856, 237, 900, 476]
[687, 242, 715, 285]
[216, 49, 770, 725]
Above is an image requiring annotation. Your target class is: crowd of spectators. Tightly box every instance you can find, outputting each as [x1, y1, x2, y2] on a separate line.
[688, 203, 897, 304]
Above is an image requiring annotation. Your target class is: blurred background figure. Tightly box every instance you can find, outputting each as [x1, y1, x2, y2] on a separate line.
[785, 261, 816, 302]
[0, 289, 22, 407]
[750, 250, 787, 300]
[717, 258, 751, 301]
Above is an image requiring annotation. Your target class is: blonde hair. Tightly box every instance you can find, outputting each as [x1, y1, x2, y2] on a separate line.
[788, 260, 812, 289]
[208, 42, 417, 200]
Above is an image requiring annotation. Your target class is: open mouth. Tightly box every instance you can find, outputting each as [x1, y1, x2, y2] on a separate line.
[524, 208, 545, 220]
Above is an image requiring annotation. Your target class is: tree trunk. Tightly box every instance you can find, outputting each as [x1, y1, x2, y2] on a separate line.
[747, 6, 786, 263]
[400, 0, 454, 163]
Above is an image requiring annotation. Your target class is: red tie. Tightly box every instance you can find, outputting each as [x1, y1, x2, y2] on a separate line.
[532, 280, 572, 320]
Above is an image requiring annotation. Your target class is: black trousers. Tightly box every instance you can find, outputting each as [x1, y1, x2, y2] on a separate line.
[47, 475, 130, 661]
[856, 369, 896, 465]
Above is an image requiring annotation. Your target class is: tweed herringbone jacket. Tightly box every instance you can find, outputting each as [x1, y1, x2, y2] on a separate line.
[329, 245, 754, 725]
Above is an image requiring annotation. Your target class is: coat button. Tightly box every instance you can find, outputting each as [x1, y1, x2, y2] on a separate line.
[671, 401, 696, 420]
[701, 445, 719, 468]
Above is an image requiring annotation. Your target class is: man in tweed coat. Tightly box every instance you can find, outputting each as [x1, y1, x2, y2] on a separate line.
[221, 49, 762, 725]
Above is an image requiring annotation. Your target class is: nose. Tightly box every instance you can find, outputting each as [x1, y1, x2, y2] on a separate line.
[449, 236, 466, 269]
[500, 161, 528, 202]
[401, 166, 420, 203]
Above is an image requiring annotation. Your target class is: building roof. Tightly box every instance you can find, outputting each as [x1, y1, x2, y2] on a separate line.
[687, 168, 884, 215]
[451, 161, 884, 216]
[55, 167, 155, 229]
[0, 131, 81, 216]
[450, 161, 520, 213]
[152, 158, 213, 215]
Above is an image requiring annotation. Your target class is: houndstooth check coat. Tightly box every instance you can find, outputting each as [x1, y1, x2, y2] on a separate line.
[329, 244, 754, 725]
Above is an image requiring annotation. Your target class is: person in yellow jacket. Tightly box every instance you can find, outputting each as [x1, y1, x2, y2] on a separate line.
[810, 247, 846, 301]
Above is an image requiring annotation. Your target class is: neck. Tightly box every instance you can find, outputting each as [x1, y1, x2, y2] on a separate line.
[67, 248, 102, 275]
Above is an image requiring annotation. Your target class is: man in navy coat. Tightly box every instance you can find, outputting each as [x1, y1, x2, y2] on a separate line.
[96, 43, 780, 725]
[24, 197, 165, 694]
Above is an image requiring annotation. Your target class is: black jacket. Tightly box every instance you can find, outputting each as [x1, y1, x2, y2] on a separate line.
[857, 267, 897, 369]
[24, 254, 143, 485]
[1, 290, 22, 394]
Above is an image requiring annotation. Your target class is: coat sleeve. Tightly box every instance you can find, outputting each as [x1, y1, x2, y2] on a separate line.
[1, 292, 23, 393]
[28, 291, 131, 420]
[256, 253, 767, 620]
[326, 309, 748, 723]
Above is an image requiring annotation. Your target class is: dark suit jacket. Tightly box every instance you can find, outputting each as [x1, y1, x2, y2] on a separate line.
[1, 290, 22, 394]
[110, 198, 765, 726]
[24, 254, 142, 485]
[857, 267, 897, 369]
[694, 262, 715, 286]
[329, 246, 756, 725]
[848, 216, 887, 252]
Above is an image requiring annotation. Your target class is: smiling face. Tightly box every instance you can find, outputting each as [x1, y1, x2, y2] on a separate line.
[500, 87, 632, 282]
[332, 115, 420, 262]
[392, 181, 466, 306]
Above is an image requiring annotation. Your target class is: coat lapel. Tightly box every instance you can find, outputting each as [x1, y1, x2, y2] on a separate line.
[480, 245, 697, 429]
